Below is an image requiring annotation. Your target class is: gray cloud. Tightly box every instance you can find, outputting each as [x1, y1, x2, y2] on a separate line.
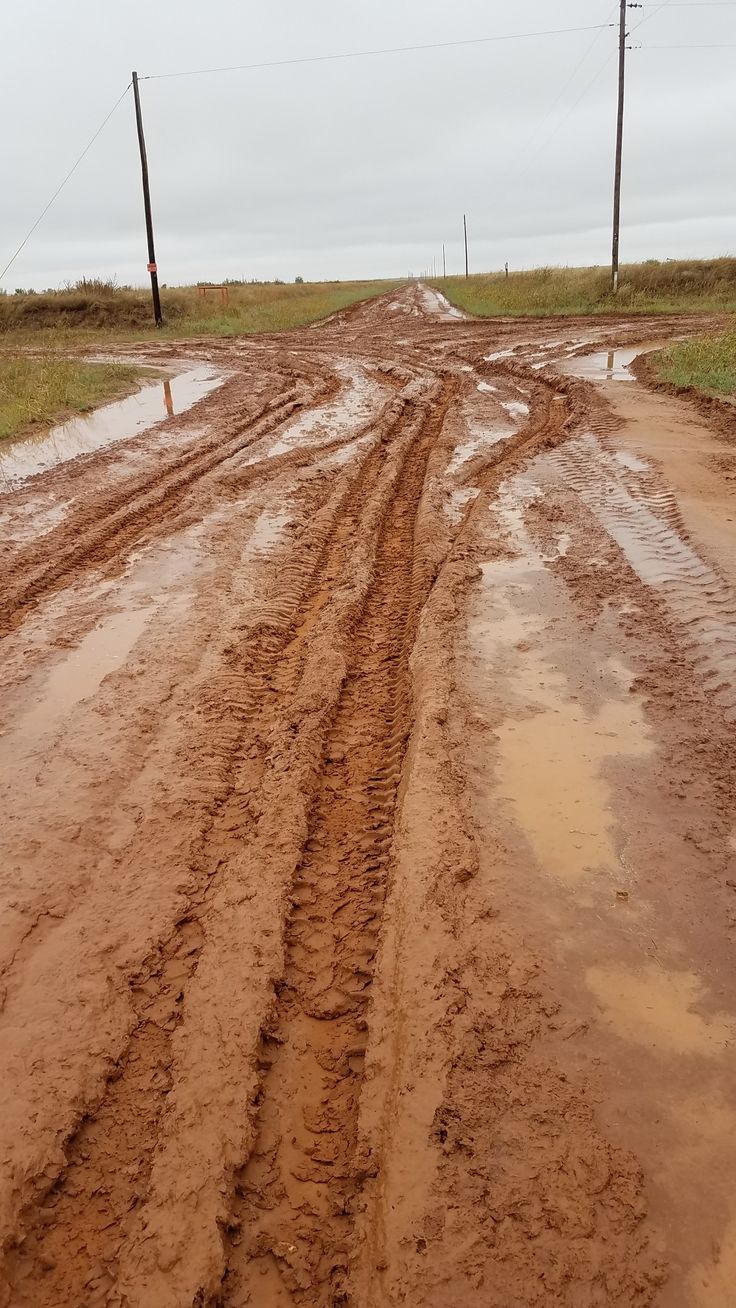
[2, 0, 734, 289]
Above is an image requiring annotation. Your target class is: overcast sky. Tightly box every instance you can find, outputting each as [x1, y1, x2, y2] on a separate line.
[2, 0, 735, 289]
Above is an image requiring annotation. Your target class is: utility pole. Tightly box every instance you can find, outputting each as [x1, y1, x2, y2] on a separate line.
[611, 4, 641, 294]
[132, 71, 163, 326]
[463, 214, 469, 279]
[442, 243, 446, 279]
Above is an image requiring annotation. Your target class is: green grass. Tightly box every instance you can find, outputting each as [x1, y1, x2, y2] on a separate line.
[432, 258, 736, 317]
[0, 278, 401, 345]
[654, 332, 736, 396]
[0, 356, 142, 440]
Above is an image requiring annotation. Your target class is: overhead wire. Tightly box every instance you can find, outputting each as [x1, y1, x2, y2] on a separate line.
[4, 4, 733, 284]
[0, 82, 132, 284]
[630, 0, 677, 33]
[510, 3, 620, 160]
[139, 24, 618, 81]
[504, 5, 620, 184]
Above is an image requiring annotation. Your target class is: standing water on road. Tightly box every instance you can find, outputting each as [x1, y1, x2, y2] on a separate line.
[0, 365, 223, 487]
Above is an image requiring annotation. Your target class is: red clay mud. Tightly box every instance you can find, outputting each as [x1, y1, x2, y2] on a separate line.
[1, 283, 735, 1307]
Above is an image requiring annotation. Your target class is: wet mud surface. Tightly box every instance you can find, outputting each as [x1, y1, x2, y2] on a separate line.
[1, 283, 735, 1306]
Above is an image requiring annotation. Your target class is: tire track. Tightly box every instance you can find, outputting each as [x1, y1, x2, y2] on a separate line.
[548, 432, 736, 718]
[3, 287, 719, 1308]
[218, 384, 455, 1308]
[0, 387, 305, 635]
[1, 376, 450, 1308]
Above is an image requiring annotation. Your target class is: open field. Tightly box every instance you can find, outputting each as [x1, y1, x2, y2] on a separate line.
[434, 257, 736, 317]
[1, 285, 736, 1307]
[0, 277, 402, 343]
[0, 355, 142, 440]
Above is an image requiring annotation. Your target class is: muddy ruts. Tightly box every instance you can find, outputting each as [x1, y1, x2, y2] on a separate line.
[0, 387, 309, 636]
[218, 380, 456, 1307]
[0, 375, 454, 1308]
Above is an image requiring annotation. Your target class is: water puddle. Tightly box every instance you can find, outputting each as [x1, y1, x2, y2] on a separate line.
[0, 495, 68, 544]
[1, 607, 153, 763]
[418, 286, 466, 319]
[448, 425, 515, 475]
[0, 366, 223, 487]
[543, 531, 572, 561]
[491, 615, 652, 886]
[586, 964, 736, 1056]
[477, 381, 497, 393]
[563, 342, 671, 384]
[564, 348, 640, 382]
[445, 486, 479, 524]
[502, 399, 530, 420]
[474, 481, 652, 886]
[485, 347, 516, 363]
[615, 449, 650, 473]
[243, 508, 291, 559]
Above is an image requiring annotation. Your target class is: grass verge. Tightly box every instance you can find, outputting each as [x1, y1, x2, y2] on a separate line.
[0, 356, 142, 441]
[432, 259, 736, 317]
[654, 332, 736, 396]
[0, 278, 401, 345]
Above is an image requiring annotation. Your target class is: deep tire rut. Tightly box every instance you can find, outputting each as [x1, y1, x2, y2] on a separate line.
[0, 386, 307, 635]
[2, 376, 452, 1308]
[219, 387, 452, 1307]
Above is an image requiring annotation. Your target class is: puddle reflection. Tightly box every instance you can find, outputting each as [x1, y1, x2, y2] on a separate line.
[0, 366, 222, 488]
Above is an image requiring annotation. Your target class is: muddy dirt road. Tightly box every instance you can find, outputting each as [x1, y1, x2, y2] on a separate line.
[1, 283, 736, 1307]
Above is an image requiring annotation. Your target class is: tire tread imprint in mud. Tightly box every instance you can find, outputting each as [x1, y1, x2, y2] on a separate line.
[218, 379, 457, 1306]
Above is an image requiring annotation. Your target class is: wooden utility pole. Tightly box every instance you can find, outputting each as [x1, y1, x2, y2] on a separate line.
[463, 214, 469, 278]
[132, 71, 163, 326]
[442, 243, 446, 278]
[611, 1, 628, 295]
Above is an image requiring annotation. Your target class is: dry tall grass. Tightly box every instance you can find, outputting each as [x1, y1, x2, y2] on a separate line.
[0, 278, 400, 340]
[434, 258, 736, 316]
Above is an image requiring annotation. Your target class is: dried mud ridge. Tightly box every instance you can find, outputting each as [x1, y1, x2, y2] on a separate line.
[0, 284, 732, 1308]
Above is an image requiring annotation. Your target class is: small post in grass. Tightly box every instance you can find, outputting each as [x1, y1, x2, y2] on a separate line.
[132, 70, 163, 327]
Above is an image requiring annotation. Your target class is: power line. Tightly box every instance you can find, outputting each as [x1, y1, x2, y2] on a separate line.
[510, 47, 617, 186]
[0, 83, 131, 285]
[511, 4, 620, 161]
[139, 24, 618, 81]
[630, 0, 676, 31]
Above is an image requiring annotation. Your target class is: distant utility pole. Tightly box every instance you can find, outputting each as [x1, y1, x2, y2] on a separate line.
[463, 214, 469, 279]
[442, 243, 446, 279]
[132, 71, 163, 326]
[611, 3, 641, 294]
